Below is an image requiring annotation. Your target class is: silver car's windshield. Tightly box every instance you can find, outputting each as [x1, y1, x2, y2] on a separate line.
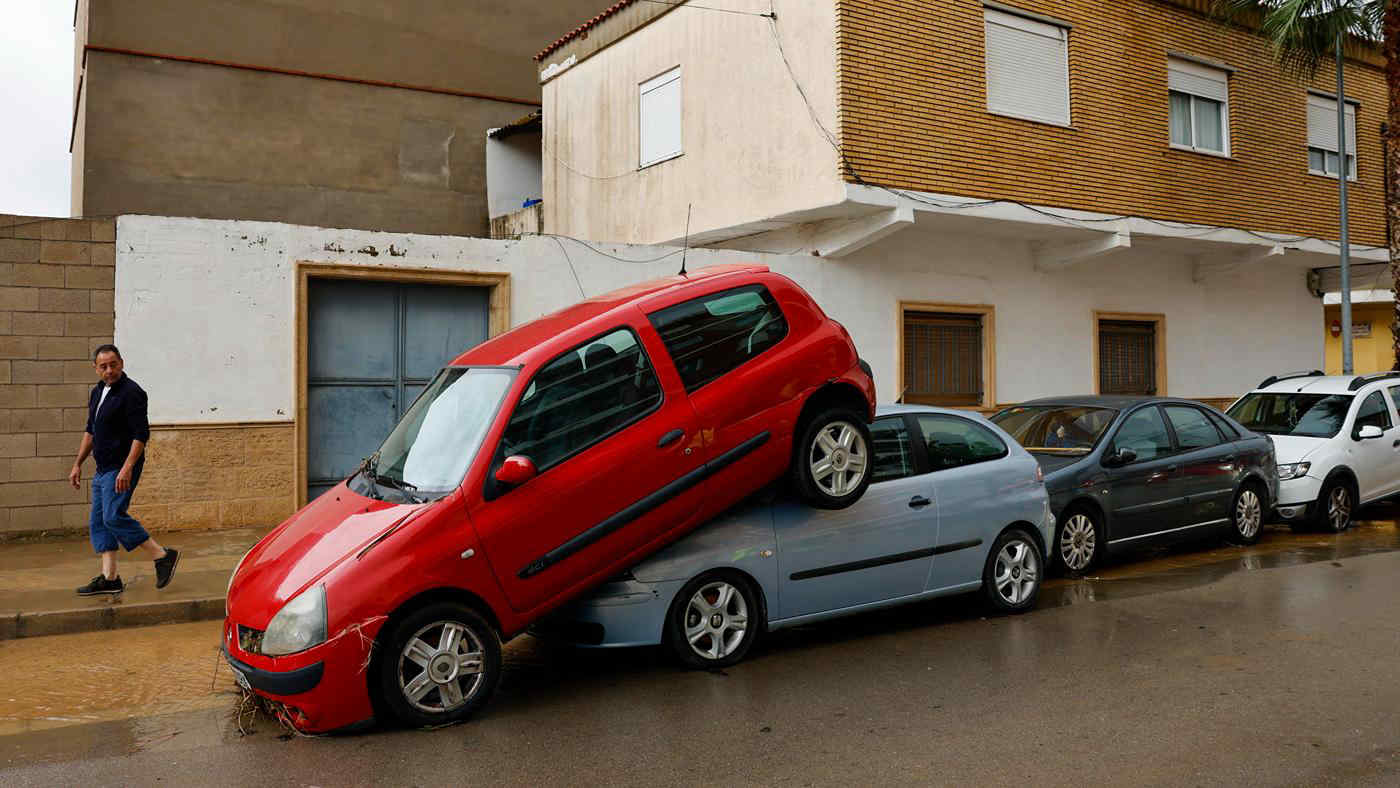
[361, 367, 515, 499]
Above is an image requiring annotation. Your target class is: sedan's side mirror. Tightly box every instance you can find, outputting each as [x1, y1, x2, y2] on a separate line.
[1356, 425, 1385, 441]
[1105, 447, 1137, 467]
[495, 455, 538, 487]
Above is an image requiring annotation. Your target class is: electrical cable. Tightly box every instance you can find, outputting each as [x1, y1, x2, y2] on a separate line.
[548, 235, 588, 298]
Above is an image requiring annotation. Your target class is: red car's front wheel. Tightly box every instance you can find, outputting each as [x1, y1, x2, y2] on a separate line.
[377, 602, 501, 728]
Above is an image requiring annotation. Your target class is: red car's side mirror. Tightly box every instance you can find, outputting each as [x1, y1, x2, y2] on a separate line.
[495, 455, 537, 487]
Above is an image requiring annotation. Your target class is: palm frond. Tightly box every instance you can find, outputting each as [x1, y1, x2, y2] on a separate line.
[1211, 0, 1382, 76]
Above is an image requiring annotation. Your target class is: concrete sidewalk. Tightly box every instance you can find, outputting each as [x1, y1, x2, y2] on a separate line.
[0, 527, 267, 639]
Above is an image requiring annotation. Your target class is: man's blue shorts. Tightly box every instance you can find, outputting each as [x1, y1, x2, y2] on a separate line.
[89, 469, 149, 553]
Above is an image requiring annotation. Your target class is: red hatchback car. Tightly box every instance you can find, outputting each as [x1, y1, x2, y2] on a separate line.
[223, 265, 875, 731]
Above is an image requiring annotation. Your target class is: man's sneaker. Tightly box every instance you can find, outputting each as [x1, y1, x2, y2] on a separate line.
[154, 548, 180, 589]
[77, 575, 124, 596]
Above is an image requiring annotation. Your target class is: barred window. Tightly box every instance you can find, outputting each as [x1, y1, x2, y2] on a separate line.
[903, 311, 985, 407]
[1098, 320, 1157, 395]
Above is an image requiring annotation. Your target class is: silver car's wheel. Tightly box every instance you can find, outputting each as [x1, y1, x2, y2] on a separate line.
[994, 541, 1039, 606]
[684, 581, 749, 661]
[398, 620, 486, 714]
[809, 421, 869, 498]
[1059, 513, 1097, 573]
[1325, 483, 1352, 533]
[983, 528, 1042, 613]
[666, 571, 762, 669]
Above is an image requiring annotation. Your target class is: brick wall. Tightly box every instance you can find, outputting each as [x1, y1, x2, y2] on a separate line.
[0, 215, 116, 537]
[1, 214, 297, 540]
[836, 0, 1388, 246]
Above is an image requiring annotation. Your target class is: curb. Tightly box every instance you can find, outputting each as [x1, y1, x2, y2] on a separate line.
[1, 597, 225, 640]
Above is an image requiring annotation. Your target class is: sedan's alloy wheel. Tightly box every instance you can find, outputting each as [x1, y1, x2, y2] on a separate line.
[808, 421, 869, 498]
[994, 540, 1039, 606]
[1328, 486, 1352, 532]
[685, 581, 749, 661]
[1235, 489, 1262, 540]
[398, 620, 486, 713]
[1059, 514, 1096, 572]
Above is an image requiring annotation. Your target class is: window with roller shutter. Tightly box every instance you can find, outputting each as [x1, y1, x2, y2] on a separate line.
[1306, 92, 1358, 180]
[1098, 320, 1158, 396]
[902, 310, 987, 407]
[1167, 58, 1230, 155]
[982, 6, 1071, 127]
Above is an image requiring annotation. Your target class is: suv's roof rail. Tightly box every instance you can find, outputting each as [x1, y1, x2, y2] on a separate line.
[1346, 372, 1400, 391]
[1258, 370, 1324, 388]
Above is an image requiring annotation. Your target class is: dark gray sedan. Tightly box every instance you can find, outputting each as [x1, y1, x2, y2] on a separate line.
[991, 397, 1278, 574]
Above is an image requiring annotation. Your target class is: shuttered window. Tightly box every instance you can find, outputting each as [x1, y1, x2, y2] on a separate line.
[639, 67, 682, 168]
[903, 311, 985, 407]
[1307, 93, 1358, 179]
[983, 7, 1071, 127]
[1098, 320, 1157, 395]
[1167, 58, 1229, 154]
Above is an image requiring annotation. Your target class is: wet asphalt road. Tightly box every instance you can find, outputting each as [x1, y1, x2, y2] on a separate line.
[4, 521, 1400, 786]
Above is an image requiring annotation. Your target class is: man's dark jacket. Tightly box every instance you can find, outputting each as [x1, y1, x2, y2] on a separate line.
[86, 374, 150, 477]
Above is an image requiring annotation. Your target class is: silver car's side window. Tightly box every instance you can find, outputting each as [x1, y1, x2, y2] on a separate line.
[869, 417, 916, 483]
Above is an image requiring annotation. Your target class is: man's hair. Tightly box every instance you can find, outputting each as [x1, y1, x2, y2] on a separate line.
[93, 344, 122, 362]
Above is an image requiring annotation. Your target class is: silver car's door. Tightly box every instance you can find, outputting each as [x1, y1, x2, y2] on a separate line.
[915, 413, 1019, 591]
[773, 415, 939, 619]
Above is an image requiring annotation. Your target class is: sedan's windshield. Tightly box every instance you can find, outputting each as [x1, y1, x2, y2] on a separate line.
[359, 367, 515, 499]
[991, 405, 1118, 455]
[1227, 393, 1353, 438]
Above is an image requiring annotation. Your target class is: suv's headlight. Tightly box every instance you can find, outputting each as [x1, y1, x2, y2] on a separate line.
[1277, 462, 1311, 481]
[261, 585, 328, 656]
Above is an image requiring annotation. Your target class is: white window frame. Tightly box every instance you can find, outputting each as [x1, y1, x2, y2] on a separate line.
[982, 5, 1072, 128]
[1307, 91, 1359, 181]
[638, 66, 683, 169]
[1166, 58, 1230, 157]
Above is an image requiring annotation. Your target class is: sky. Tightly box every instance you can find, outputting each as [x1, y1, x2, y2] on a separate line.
[0, 1, 75, 218]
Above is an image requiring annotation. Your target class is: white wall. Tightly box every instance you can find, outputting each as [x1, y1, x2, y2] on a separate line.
[116, 215, 1322, 424]
[485, 130, 542, 219]
[540, 0, 844, 244]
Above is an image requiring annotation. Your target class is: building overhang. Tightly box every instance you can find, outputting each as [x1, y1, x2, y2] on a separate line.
[691, 182, 1387, 280]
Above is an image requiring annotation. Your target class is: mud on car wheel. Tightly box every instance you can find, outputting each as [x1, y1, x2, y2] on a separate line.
[792, 408, 873, 510]
[983, 527, 1042, 614]
[377, 602, 501, 728]
[665, 571, 761, 669]
[1227, 482, 1265, 546]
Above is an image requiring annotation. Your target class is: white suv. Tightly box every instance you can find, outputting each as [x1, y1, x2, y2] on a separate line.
[1227, 371, 1400, 532]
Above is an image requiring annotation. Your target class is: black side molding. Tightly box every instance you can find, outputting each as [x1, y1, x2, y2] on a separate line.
[789, 538, 985, 582]
[518, 431, 772, 579]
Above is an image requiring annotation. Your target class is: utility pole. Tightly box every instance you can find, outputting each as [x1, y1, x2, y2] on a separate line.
[1337, 28, 1355, 375]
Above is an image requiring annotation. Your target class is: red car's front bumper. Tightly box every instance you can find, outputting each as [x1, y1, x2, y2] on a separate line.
[222, 617, 382, 733]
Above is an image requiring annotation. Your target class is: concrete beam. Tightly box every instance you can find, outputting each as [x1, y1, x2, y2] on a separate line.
[812, 206, 915, 258]
[1192, 244, 1285, 283]
[1032, 228, 1132, 272]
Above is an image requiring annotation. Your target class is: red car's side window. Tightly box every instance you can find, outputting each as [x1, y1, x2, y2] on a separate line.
[648, 284, 789, 393]
[500, 328, 662, 471]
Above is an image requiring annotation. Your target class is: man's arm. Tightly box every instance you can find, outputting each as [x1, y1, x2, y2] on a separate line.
[69, 432, 94, 489]
[114, 439, 145, 494]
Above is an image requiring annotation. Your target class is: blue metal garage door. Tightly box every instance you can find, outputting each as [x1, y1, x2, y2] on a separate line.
[306, 278, 490, 501]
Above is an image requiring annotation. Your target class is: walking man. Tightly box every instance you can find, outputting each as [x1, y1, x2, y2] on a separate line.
[69, 344, 178, 595]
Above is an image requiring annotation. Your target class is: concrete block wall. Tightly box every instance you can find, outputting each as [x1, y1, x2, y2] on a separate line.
[0, 215, 116, 538]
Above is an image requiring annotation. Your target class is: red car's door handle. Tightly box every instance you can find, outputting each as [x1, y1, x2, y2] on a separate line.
[657, 429, 685, 448]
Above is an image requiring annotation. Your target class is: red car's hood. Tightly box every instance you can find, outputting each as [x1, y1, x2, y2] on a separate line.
[228, 484, 430, 626]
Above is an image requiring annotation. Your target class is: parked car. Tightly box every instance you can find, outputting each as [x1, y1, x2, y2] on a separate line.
[537, 405, 1052, 668]
[222, 264, 876, 732]
[1226, 371, 1400, 532]
[991, 396, 1277, 575]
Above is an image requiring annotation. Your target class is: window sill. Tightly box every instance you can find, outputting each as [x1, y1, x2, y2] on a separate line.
[1307, 169, 1359, 184]
[1167, 144, 1234, 161]
[987, 109, 1074, 131]
[638, 151, 683, 171]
